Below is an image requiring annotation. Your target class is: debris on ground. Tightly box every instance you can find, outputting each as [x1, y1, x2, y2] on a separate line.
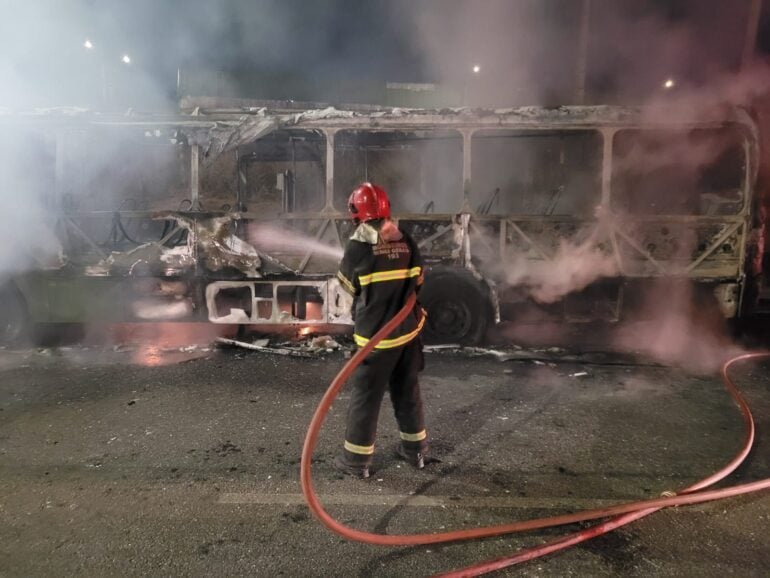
[308, 335, 341, 352]
[423, 344, 645, 366]
[216, 337, 318, 358]
[217, 332, 351, 358]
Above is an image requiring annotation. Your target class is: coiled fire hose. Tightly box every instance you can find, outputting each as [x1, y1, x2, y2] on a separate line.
[300, 293, 770, 576]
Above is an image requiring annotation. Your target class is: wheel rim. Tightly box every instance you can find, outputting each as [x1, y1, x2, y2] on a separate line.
[428, 298, 473, 341]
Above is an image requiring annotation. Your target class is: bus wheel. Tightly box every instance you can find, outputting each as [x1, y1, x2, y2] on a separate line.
[419, 269, 491, 345]
[0, 283, 28, 346]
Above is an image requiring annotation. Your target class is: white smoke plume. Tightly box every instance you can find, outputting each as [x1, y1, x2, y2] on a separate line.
[503, 237, 618, 304]
[390, 0, 768, 369]
[613, 279, 744, 373]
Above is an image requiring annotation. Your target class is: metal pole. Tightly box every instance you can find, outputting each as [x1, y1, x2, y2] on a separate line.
[190, 144, 201, 211]
[575, 0, 591, 104]
[324, 130, 336, 212]
[54, 132, 65, 210]
[742, 0, 762, 69]
[461, 130, 472, 209]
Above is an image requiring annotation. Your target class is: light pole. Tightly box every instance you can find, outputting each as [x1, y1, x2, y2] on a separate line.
[575, 0, 591, 104]
[742, 0, 763, 69]
[463, 64, 481, 106]
[83, 38, 107, 107]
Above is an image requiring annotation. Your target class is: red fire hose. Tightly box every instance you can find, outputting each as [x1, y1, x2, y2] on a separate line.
[300, 293, 770, 576]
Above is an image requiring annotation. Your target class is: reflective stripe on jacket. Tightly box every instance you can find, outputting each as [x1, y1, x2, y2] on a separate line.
[337, 222, 424, 348]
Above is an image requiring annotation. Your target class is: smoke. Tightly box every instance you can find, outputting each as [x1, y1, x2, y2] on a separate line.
[613, 279, 743, 373]
[396, 0, 580, 107]
[0, 130, 65, 279]
[586, 0, 758, 106]
[0, 1, 177, 283]
[394, 0, 768, 109]
[603, 60, 767, 371]
[388, 0, 768, 370]
[0, 0, 767, 371]
[0, 2, 173, 111]
[502, 236, 618, 305]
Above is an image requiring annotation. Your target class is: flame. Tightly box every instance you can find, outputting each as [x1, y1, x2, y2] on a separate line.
[135, 344, 163, 367]
[299, 327, 313, 336]
[90, 322, 234, 366]
[306, 301, 323, 321]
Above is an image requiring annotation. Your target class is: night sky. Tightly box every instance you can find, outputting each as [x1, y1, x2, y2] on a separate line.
[1, 0, 768, 109]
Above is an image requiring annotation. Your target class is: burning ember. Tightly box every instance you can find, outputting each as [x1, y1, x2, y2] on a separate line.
[136, 344, 164, 367]
[88, 322, 236, 366]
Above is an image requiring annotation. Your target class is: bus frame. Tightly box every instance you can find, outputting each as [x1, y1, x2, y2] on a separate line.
[0, 102, 762, 344]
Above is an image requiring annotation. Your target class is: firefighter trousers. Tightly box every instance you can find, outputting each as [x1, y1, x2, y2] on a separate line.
[341, 337, 426, 466]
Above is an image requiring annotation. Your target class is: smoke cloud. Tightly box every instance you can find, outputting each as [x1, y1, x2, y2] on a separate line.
[503, 237, 618, 305]
[0, 0, 767, 370]
[389, 0, 767, 370]
[396, 0, 580, 107]
[0, 131, 65, 279]
[613, 279, 743, 373]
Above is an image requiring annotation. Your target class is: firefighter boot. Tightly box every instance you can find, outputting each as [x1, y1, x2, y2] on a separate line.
[395, 442, 432, 470]
[333, 453, 371, 479]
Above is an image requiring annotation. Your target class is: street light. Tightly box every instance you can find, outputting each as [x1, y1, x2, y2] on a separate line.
[472, 64, 481, 74]
[122, 55, 131, 64]
[663, 78, 675, 89]
[83, 39, 93, 49]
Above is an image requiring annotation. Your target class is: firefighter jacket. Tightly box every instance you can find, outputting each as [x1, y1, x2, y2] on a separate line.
[337, 220, 425, 349]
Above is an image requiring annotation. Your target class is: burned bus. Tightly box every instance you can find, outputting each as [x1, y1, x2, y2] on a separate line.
[0, 103, 763, 345]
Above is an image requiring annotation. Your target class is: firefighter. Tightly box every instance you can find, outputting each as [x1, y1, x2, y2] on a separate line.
[334, 182, 429, 479]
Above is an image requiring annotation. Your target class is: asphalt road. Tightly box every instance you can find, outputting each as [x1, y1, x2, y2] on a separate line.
[1, 343, 769, 577]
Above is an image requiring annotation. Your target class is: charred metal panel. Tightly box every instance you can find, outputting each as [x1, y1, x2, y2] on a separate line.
[88, 213, 260, 278]
[611, 220, 746, 277]
[399, 218, 461, 262]
[333, 129, 463, 214]
[497, 219, 600, 259]
[205, 278, 352, 325]
[229, 129, 327, 218]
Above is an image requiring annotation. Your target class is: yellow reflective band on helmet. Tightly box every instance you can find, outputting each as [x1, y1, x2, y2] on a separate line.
[337, 271, 356, 294]
[400, 430, 427, 442]
[344, 440, 375, 455]
[354, 314, 426, 349]
[359, 267, 421, 287]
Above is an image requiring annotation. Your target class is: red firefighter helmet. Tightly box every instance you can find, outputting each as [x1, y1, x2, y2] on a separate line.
[348, 182, 391, 223]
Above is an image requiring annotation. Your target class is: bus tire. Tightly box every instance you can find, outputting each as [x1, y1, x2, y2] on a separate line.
[419, 268, 492, 345]
[0, 283, 29, 346]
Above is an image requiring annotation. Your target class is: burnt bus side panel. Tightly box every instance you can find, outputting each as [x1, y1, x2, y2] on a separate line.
[13, 272, 200, 324]
[2, 107, 760, 335]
